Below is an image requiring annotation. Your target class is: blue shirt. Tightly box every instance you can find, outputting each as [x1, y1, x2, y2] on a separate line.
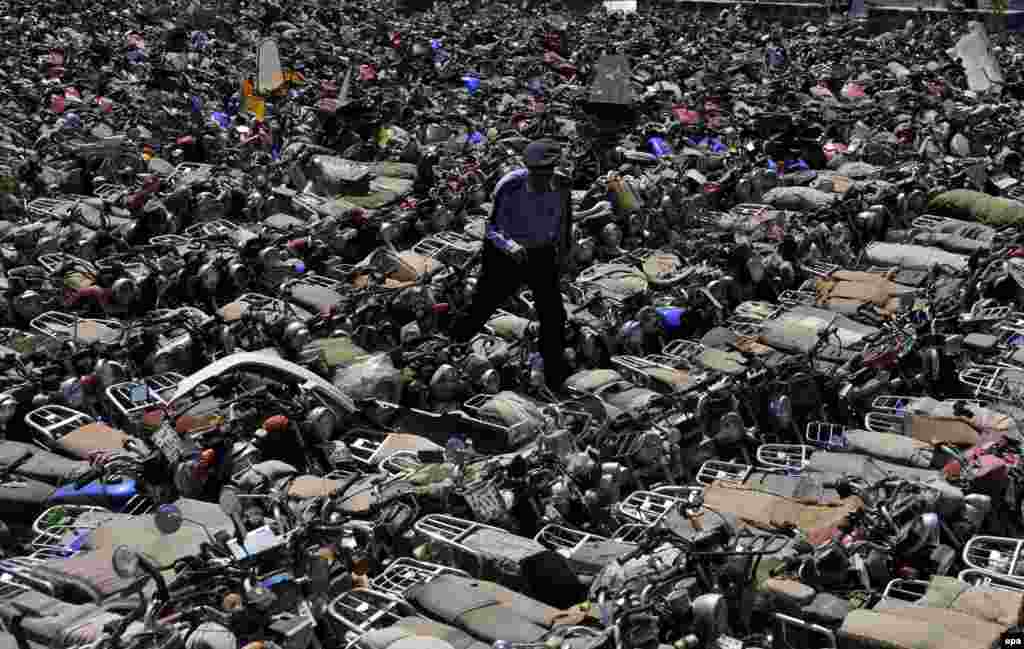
[488, 169, 564, 248]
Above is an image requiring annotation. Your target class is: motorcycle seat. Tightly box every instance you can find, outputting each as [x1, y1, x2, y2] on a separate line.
[358, 616, 489, 649]
[287, 475, 348, 499]
[0, 442, 89, 485]
[54, 423, 131, 461]
[30, 549, 134, 604]
[0, 589, 122, 649]
[283, 282, 344, 312]
[406, 576, 585, 645]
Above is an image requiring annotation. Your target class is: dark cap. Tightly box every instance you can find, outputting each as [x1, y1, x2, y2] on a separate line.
[524, 139, 561, 169]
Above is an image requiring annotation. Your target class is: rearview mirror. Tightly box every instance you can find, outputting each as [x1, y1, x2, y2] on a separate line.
[154, 503, 184, 535]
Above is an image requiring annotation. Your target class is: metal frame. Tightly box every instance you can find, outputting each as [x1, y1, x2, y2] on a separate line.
[880, 579, 929, 605]
[534, 524, 610, 555]
[959, 365, 1024, 402]
[617, 487, 704, 526]
[370, 558, 469, 597]
[756, 444, 814, 472]
[806, 422, 849, 450]
[661, 339, 707, 363]
[379, 451, 421, 475]
[413, 514, 517, 578]
[962, 535, 1024, 580]
[773, 613, 837, 649]
[958, 568, 1024, 593]
[29, 312, 124, 345]
[327, 588, 414, 637]
[105, 373, 183, 432]
[24, 405, 94, 448]
[696, 460, 752, 485]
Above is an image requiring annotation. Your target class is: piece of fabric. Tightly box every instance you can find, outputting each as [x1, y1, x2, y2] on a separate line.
[814, 269, 915, 315]
[406, 576, 559, 644]
[909, 415, 981, 446]
[923, 576, 1024, 626]
[845, 430, 939, 468]
[56, 423, 130, 460]
[842, 607, 1006, 649]
[929, 189, 1024, 227]
[702, 482, 863, 540]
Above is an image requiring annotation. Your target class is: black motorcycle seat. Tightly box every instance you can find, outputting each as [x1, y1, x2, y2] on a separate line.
[284, 282, 342, 312]
[406, 576, 558, 644]
[0, 442, 89, 484]
[358, 616, 490, 649]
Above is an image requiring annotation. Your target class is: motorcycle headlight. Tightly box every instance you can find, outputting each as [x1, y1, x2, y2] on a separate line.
[95, 359, 126, 389]
[305, 406, 335, 443]
[716, 411, 745, 445]
[637, 306, 660, 334]
[258, 246, 280, 267]
[0, 396, 17, 424]
[199, 263, 219, 291]
[14, 290, 42, 319]
[580, 329, 601, 364]
[480, 368, 501, 394]
[770, 395, 793, 427]
[430, 364, 460, 401]
[577, 238, 595, 264]
[380, 221, 398, 243]
[400, 321, 421, 344]
[601, 223, 622, 248]
[747, 255, 765, 283]
[61, 377, 85, 407]
[152, 348, 174, 375]
[283, 320, 311, 351]
[228, 262, 249, 288]
[111, 277, 137, 305]
[220, 325, 236, 354]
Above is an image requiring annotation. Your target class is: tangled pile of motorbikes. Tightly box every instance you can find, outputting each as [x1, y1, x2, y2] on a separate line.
[1, 0, 1024, 648]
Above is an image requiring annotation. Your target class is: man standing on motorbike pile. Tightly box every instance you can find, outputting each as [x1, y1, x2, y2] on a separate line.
[451, 140, 573, 393]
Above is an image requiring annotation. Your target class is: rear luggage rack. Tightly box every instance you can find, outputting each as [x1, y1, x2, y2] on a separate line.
[806, 422, 849, 450]
[879, 579, 929, 605]
[370, 558, 469, 597]
[958, 568, 1024, 594]
[757, 444, 813, 472]
[24, 405, 93, 447]
[327, 588, 413, 637]
[105, 373, 183, 433]
[30, 312, 124, 346]
[959, 365, 1024, 402]
[696, 460, 752, 485]
[773, 614, 837, 649]
[962, 535, 1024, 580]
[534, 524, 610, 555]
[617, 487, 704, 526]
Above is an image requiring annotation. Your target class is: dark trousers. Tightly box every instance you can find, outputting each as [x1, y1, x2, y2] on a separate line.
[453, 242, 569, 388]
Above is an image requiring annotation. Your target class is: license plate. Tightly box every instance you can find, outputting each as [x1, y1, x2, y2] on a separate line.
[152, 423, 183, 464]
